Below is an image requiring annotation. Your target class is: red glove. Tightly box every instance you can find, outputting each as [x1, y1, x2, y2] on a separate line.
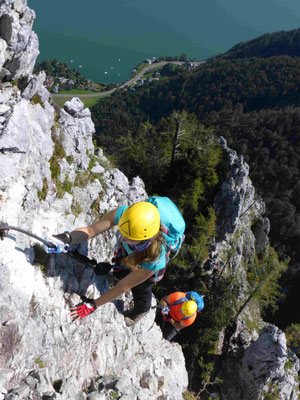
[73, 301, 96, 319]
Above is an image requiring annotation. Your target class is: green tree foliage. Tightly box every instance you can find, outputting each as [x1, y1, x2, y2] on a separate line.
[197, 357, 223, 397]
[88, 31, 300, 390]
[189, 208, 217, 267]
[158, 54, 196, 62]
[34, 58, 99, 88]
[160, 63, 188, 77]
[285, 323, 300, 357]
[91, 49, 300, 328]
[95, 110, 223, 202]
[245, 246, 288, 314]
[35, 59, 82, 81]
[167, 207, 217, 279]
[111, 120, 171, 187]
[92, 56, 300, 123]
[202, 106, 300, 266]
[210, 28, 300, 60]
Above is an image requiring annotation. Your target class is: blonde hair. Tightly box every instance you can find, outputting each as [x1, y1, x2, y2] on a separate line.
[121, 230, 165, 272]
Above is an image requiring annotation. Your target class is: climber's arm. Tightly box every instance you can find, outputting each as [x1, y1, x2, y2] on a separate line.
[70, 268, 154, 319]
[169, 319, 186, 330]
[67, 209, 118, 243]
[95, 268, 153, 307]
[159, 295, 171, 308]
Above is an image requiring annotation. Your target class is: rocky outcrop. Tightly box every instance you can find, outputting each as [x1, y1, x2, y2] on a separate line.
[0, 2, 188, 399]
[0, 0, 39, 81]
[212, 138, 299, 399]
[212, 137, 268, 331]
[0, 94, 187, 397]
[0, 244, 187, 400]
[214, 136, 269, 243]
[0, 83, 187, 400]
[220, 324, 300, 400]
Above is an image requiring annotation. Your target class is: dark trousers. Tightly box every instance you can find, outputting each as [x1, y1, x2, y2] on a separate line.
[155, 311, 180, 341]
[113, 267, 154, 314]
[132, 279, 154, 313]
[164, 324, 179, 341]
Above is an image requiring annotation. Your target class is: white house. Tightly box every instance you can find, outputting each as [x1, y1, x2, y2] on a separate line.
[145, 57, 157, 65]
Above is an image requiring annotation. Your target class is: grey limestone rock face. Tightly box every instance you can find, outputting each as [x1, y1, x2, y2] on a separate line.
[212, 136, 269, 314]
[220, 324, 300, 400]
[0, 0, 39, 81]
[212, 137, 299, 399]
[0, 237, 188, 400]
[21, 70, 49, 103]
[0, 38, 7, 70]
[0, 110, 188, 400]
[63, 97, 85, 116]
[214, 136, 267, 241]
[0, 4, 188, 399]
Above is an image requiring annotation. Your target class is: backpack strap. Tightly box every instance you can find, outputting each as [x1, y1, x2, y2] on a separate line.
[172, 297, 188, 306]
[148, 265, 166, 283]
[160, 222, 185, 259]
[181, 312, 196, 320]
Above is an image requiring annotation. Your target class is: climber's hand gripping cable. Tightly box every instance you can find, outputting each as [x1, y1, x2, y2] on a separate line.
[43, 233, 71, 254]
[161, 305, 170, 315]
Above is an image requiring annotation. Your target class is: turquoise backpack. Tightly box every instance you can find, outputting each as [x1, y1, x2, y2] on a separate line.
[186, 291, 205, 312]
[148, 196, 185, 257]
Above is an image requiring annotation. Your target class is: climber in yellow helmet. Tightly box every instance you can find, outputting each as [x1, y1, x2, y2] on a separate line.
[159, 292, 199, 341]
[53, 201, 170, 326]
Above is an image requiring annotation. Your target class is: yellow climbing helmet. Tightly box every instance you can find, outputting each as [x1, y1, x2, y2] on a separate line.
[181, 301, 197, 317]
[118, 202, 160, 240]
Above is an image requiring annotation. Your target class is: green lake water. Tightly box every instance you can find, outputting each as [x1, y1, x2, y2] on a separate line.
[28, 0, 300, 84]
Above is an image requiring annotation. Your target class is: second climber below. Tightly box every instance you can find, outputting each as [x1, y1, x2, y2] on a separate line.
[53, 200, 175, 326]
[159, 291, 204, 341]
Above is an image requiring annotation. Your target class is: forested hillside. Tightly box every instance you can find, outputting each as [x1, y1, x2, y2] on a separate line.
[34, 59, 106, 91]
[91, 56, 300, 267]
[35, 59, 88, 85]
[90, 29, 300, 382]
[91, 56, 300, 130]
[210, 28, 300, 60]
